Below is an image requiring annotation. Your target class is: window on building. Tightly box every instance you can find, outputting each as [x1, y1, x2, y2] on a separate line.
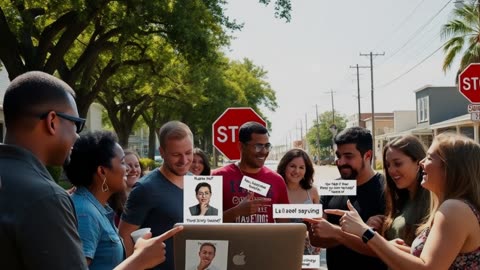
[417, 96, 429, 123]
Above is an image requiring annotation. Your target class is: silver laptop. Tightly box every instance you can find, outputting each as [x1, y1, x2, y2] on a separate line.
[173, 223, 306, 270]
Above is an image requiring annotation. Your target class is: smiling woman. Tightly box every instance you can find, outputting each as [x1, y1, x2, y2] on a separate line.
[64, 131, 128, 269]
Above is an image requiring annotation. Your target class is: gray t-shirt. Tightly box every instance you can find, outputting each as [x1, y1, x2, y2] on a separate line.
[122, 169, 184, 270]
[0, 144, 87, 270]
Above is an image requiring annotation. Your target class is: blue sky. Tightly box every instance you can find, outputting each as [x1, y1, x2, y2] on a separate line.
[224, 0, 460, 145]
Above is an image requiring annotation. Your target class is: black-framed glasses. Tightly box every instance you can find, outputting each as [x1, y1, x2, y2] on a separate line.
[39, 111, 86, 133]
[245, 143, 273, 153]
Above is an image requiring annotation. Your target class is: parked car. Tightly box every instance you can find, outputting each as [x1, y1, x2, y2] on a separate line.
[319, 157, 335, 166]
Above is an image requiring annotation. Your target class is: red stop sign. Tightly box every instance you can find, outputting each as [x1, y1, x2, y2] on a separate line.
[459, 63, 480, 103]
[212, 107, 266, 160]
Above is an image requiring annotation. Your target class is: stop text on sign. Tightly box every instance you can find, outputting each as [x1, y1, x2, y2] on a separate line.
[461, 77, 480, 91]
[216, 126, 239, 143]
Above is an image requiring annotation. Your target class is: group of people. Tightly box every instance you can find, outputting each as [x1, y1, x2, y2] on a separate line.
[1, 71, 479, 270]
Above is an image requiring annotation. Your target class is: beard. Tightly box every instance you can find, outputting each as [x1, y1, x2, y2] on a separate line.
[165, 161, 187, 176]
[337, 160, 365, 179]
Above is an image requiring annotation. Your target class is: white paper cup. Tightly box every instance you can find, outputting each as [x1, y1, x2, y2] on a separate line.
[130, 227, 151, 243]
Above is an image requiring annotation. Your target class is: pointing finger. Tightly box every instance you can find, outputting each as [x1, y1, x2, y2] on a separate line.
[324, 209, 346, 216]
[346, 200, 357, 212]
[156, 226, 184, 242]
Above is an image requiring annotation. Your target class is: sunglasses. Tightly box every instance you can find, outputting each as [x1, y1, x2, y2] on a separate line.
[245, 143, 273, 153]
[39, 111, 86, 133]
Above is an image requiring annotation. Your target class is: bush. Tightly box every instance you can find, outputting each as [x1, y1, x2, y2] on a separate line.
[375, 160, 383, 170]
[139, 158, 156, 170]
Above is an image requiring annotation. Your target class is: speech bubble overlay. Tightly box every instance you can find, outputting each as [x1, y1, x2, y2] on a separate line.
[184, 175, 223, 224]
[318, 179, 356, 196]
[239, 176, 271, 196]
[272, 204, 323, 219]
[184, 175, 220, 182]
[302, 255, 320, 268]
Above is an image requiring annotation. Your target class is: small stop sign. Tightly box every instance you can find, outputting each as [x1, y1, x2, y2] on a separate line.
[212, 107, 267, 160]
[458, 63, 480, 104]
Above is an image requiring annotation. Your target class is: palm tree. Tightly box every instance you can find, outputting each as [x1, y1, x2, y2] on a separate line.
[441, 1, 480, 78]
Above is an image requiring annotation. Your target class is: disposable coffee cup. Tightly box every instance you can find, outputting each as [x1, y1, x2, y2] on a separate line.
[130, 227, 151, 243]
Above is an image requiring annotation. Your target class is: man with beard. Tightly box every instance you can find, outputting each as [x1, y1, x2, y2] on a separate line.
[212, 121, 289, 223]
[307, 126, 386, 270]
[190, 243, 220, 270]
[0, 71, 181, 270]
[119, 120, 194, 270]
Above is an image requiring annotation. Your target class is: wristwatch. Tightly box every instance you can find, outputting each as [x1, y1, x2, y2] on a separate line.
[362, 228, 375, 243]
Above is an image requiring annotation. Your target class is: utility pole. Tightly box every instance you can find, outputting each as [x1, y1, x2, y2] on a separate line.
[305, 113, 309, 154]
[299, 120, 304, 149]
[360, 51, 385, 168]
[350, 64, 369, 126]
[315, 104, 321, 159]
[330, 89, 335, 124]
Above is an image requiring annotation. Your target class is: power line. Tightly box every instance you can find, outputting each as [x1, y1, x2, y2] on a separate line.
[374, 0, 427, 51]
[378, 42, 446, 88]
[379, 0, 452, 66]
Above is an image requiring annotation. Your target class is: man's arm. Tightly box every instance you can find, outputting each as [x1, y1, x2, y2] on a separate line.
[223, 192, 271, 222]
[19, 194, 88, 269]
[118, 220, 140, 257]
[120, 183, 149, 256]
[306, 216, 376, 256]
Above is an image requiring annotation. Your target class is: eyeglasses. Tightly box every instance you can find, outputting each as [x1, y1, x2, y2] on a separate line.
[39, 111, 86, 133]
[197, 192, 210, 197]
[245, 143, 273, 153]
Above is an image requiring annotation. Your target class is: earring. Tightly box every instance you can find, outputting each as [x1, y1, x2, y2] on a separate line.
[102, 176, 109, 192]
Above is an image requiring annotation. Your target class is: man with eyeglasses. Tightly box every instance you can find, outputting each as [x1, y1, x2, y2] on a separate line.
[0, 71, 182, 270]
[212, 121, 289, 223]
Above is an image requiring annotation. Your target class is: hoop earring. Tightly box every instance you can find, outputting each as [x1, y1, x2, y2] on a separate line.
[102, 176, 109, 192]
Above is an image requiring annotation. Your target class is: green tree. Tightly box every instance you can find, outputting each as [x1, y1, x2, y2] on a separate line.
[0, 0, 239, 116]
[306, 111, 346, 159]
[441, 1, 480, 76]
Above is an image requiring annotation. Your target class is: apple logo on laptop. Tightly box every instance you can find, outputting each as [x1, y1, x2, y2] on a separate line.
[232, 251, 246, 266]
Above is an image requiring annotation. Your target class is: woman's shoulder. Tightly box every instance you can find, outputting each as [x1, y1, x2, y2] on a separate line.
[438, 199, 480, 224]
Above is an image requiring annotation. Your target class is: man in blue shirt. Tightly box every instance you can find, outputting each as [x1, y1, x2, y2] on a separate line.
[120, 120, 194, 270]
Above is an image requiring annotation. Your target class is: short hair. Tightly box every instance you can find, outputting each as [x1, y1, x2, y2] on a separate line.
[64, 131, 118, 187]
[159, 121, 193, 150]
[199, 242, 216, 254]
[334, 127, 373, 157]
[277, 148, 314, 190]
[195, 182, 212, 194]
[193, 148, 211, 175]
[239, 121, 268, 143]
[3, 71, 75, 129]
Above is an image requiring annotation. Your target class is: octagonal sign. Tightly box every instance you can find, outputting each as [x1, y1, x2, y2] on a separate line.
[212, 107, 266, 160]
[458, 63, 480, 104]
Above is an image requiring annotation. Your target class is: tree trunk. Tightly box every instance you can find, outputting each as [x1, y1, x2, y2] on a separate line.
[148, 126, 156, 160]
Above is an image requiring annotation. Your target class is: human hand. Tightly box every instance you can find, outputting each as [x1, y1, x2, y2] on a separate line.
[389, 238, 410, 253]
[236, 192, 271, 216]
[199, 203, 209, 216]
[197, 258, 211, 270]
[130, 226, 184, 269]
[304, 217, 339, 238]
[324, 200, 369, 237]
[366, 214, 385, 231]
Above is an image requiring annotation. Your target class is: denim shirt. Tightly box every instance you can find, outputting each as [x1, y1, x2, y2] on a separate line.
[72, 187, 124, 270]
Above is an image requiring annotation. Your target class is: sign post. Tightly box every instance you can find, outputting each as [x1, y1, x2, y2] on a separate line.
[459, 63, 480, 120]
[212, 107, 267, 160]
